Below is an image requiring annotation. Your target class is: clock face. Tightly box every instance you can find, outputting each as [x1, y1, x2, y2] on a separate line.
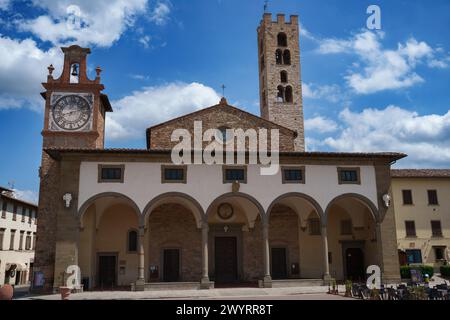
[218, 203, 234, 220]
[52, 94, 91, 131]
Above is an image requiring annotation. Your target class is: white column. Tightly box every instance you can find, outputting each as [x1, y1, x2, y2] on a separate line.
[321, 225, 331, 280]
[200, 222, 210, 288]
[262, 222, 272, 286]
[136, 226, 145, 288]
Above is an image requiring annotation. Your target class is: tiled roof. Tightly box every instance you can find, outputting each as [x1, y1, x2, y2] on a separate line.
[0, 191, 38, 208]
[391, 169, 450, 178]
[44, 147, 407, 161]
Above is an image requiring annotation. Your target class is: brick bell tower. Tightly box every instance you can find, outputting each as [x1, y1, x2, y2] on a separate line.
[257, 13, 305, 151]
[34, 45, 112, 292]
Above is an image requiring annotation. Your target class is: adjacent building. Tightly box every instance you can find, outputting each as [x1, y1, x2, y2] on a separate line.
[392, 169, 450, 269]
[0, 187, 38, 286]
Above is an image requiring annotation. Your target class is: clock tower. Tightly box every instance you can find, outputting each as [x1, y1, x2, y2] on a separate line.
[34, 45, 112, 292]
[41, 45, 112, 149]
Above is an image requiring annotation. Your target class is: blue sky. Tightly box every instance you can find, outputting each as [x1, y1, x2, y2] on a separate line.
[0, 0, 449, 202]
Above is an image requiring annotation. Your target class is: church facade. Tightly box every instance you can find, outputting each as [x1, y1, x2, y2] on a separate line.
[34, 13, 405, 292]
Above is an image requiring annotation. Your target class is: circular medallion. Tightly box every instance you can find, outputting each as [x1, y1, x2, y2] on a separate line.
[218, 203, 234, 220]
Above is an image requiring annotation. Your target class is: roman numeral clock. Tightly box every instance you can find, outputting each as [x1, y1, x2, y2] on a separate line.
[49, 93, 93, 131]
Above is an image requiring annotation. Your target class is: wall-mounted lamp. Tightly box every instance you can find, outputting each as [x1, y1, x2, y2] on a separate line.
[382, 194, 391, 208]
[63, 193, 73, 208]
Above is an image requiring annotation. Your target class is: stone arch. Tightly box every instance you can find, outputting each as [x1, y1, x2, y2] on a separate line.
[206, 192, 265, 226]
[142, 192, 205, 228]
[78, 192, 141, 229]
[266, 192, 324, 223]
[324, 193, 379, 225]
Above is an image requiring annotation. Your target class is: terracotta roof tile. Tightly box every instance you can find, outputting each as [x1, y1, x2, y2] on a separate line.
[391, 169, 450, 178]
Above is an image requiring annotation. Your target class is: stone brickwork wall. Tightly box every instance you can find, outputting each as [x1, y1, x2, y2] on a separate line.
[148, 204, 202, 282]
[257, 14, 305, 151]
[269, 207, 299, 278]
[242, 218, 264, 281]
[148, 103, 296, 152]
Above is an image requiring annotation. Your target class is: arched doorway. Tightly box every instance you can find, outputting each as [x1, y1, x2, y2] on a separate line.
[325, 194, 379, 281]
[266, 193, 324, 280]
[143, 193, 204, 283]
[78, 193, 141, 290]
[206, 193, 265, 286]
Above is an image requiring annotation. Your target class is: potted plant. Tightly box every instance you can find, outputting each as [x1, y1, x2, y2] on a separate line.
[345, 280, 353, 297]
[331, 279, 338, 295]
[369, 288, 381, 300]
[0, 284, 14, 300]
[59, 287, 71, 300]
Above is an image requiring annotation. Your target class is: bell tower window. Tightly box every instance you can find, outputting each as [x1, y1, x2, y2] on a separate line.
[280, 71, 288, 83]
[275, 49, 283, 65]
[285, 86, 293, 103]
[70, 63, 80, 83]
[277, 33, 287, 47]
[283, 50, 291, 65]
[277, 86, 285, 102]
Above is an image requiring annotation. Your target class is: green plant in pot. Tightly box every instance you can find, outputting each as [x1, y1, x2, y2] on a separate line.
[370, 288, 381, 300]
[331, 279, 338, 294]
[345, 280, 352, 297]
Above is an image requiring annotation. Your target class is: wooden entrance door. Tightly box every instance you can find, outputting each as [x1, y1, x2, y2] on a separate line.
[98, 255, 117, 288]
[215, 237, 238, 283]
[345, 248, 365, 281]
[271, 248, 288, 279]
[163, 249, 180, 282]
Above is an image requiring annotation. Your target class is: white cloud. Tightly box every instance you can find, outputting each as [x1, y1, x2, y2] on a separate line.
[149, 1, 171, 26]
[139, 35, 151, 48]
[299, 22, 315, 41]
[318, 30, 448, 94]
[12, 189, 39, 204]
[0, 36, 62, 111]
[315, 105, 450, 167]
[0, 0, 10, 10]
[302, 83, 344, 103]
[17, 0, 149, 47]
[304, 116, 338, 134]
[106, 82, 221, 140]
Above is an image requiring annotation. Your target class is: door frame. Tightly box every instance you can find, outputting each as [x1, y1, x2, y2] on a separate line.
[209, 224, 243, 282]
[160, 247, 182, 282]
[270, 245, 289, 279]
[96, 252, 118, 287]
[340, 241, 365, 280]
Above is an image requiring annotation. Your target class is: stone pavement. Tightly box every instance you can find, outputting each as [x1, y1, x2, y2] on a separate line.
[19, 285, 352, 300]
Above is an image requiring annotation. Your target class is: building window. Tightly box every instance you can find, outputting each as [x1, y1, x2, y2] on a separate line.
[28, 209, 32, 224]
[280, 71, 288, 83]
[127, 230, 138, 253]
[98, 164, 125, 183]
[405, 221, 416, 237]
[0, 228, 5, 251]
[12, 204, 17, 221]
[428, 190, 439, 205]
[308, 218, 321, 235]
[402, 190, 413, 205]
[9, 230, 16, 250]
[275, 49, 283, 64]
[19, 231, 24, 250]
[276, 85, 285, 102]
[21, 207, 26, 222]
[341, 219, 353, 235]
[281, 166, 305, 184]
[277, 32, 287, 47]
[431, 220, 443, 237]
[32, 232, 36, 250]
[260, 55, 265, 70]
[223, 166, 247, 184]
[434, 247, 445, 261]
[161, 165, 187, 184]
[285, 85, 293, 103]
[406, 249, 422, 264]
[25, 232, 32, 250]
[1, 200, 6, 219]
[337, 167, 361, 184]
[283, 49, 291, 65]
